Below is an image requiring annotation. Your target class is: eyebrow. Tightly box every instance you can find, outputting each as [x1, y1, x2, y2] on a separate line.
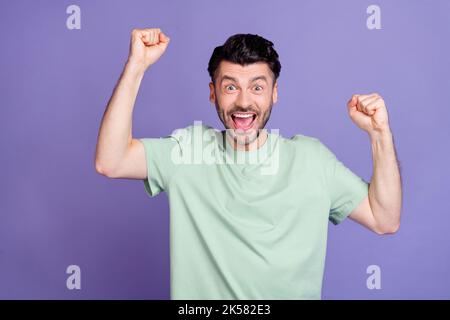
[220, 75, 268, 84]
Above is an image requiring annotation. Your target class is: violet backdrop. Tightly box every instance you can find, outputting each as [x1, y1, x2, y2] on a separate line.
[0, 0, 449, 299]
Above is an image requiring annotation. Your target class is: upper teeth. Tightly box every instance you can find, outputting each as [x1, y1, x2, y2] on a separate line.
[233, 113, 254, 118]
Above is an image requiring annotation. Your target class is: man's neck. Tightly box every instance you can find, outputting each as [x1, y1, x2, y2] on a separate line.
[226, 129, 268, 152]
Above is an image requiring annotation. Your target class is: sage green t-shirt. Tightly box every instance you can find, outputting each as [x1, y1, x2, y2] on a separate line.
[140, 122, 368, 299]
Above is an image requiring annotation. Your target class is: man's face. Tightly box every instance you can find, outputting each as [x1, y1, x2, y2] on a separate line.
[209, 61, 278, 146]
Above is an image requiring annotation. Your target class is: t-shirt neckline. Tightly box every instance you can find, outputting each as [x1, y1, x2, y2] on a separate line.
[220, 129, 277, 164]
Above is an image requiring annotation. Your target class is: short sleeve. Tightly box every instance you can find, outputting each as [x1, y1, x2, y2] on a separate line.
[139, 134, 183, 197]
[318, 141, 369, 225]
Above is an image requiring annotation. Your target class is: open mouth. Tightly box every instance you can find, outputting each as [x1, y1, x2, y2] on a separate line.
[231, 112, 257, 131]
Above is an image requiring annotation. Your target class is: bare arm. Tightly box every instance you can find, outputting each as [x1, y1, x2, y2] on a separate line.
[346, 93, 402, 234]
[349, 130, 402, 234]
[94, 61, 146, 179]
[94, 28, 170, 179]
[367, 130, 402, 231]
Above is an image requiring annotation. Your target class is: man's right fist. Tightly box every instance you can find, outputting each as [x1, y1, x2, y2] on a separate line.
[128, 28, 170, 71]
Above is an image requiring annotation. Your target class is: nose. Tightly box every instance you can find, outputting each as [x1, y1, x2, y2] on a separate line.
[235, 89, 253, 109]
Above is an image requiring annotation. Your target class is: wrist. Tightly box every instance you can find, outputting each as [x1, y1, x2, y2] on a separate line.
[369, 128, 393, 147]
[125, 58, 148, 76]
[368, 126, 392, 141]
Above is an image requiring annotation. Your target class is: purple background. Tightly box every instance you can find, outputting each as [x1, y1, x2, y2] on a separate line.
[1, 0, 449, 299]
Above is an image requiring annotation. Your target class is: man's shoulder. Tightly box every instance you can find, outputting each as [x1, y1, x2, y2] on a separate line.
[282, 133, 323, 149]
[279, 133, 337, 161]
[168, 122, 220, 141]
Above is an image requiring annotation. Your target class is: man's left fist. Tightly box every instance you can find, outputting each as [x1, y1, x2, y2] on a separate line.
[347, 93, 390, 135]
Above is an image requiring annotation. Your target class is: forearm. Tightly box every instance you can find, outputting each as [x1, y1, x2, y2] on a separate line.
[95, 60, 145, 173]
[368, 129, 402, 232]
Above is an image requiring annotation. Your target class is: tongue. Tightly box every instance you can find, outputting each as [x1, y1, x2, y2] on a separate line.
[234, 116, 253, 129]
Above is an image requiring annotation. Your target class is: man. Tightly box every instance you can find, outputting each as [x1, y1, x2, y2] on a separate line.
[95, 28, 402, 299]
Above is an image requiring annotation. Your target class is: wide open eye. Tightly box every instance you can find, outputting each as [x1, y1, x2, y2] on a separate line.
[226, 84, 237, 91]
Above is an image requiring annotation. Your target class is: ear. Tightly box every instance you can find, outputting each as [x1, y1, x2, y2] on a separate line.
[209, 81, 215, 104]
[272, 81, 278, 104]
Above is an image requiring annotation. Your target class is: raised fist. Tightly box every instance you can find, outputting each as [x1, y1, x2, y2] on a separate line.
[128, 28, 170, 71]
[347, 93, 390, 135]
